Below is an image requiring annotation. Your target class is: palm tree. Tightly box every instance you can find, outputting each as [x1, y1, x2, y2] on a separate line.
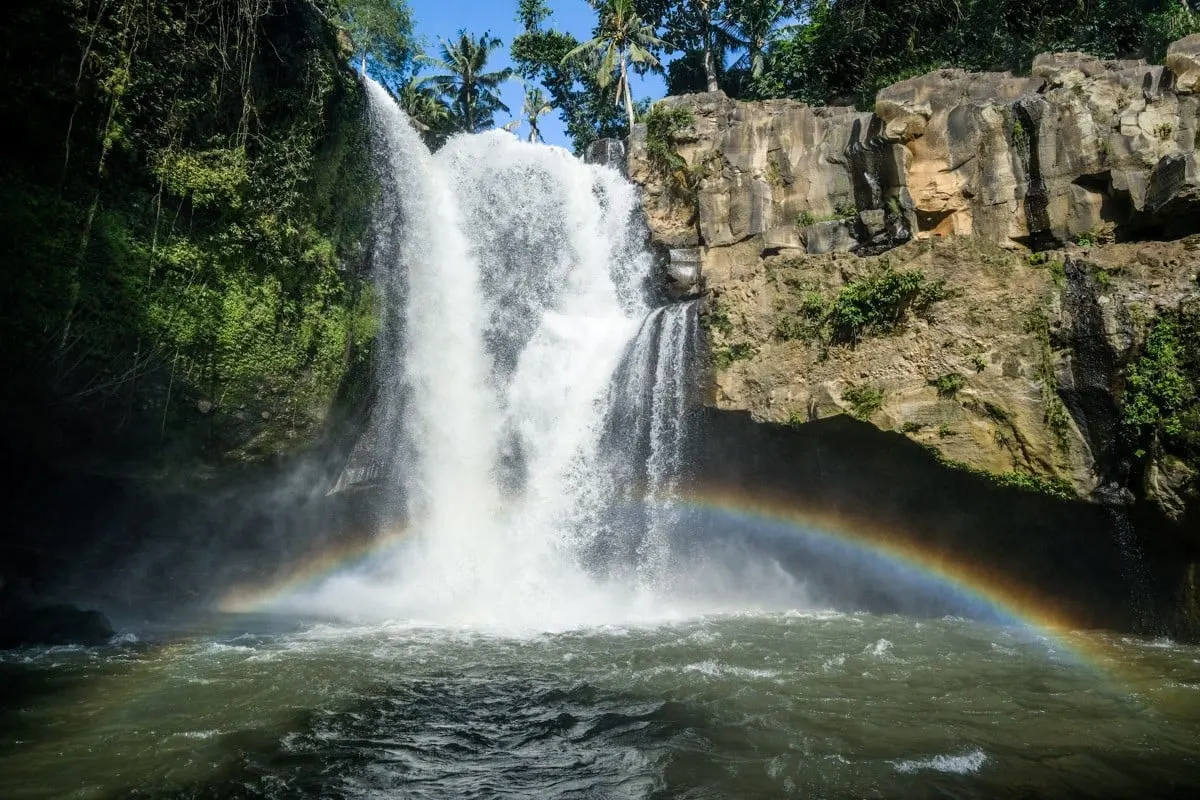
[397, 80, 454, 148]
[419, 31, 513, 133]
[522, 85, 553, 143]
[720, 0, 797, 80]
[563, 0, 666, 130]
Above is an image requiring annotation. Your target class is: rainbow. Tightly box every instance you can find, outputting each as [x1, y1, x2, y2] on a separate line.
[217, 489, 1121, 674]
[219, 526, 411, 614]
[669, 489, 1119, 670]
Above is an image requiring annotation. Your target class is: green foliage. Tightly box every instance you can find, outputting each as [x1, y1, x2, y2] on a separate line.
[991, 470, 1077, 500]
[1011, 118, 1029, 149]
[1122, 310, 1200, 461]
[1075, 230, 1098, 247]
[971, 354, 988, 373]
[900, 421, 925, 434]
[517, 0, 552, 30]
[712, 341, 756, 368]
[842, 385, 885, 421]
[796, 204, 856, 227]
[1143, 2, 1200, 60]
[752, 0, 1186, 108]
[773, 265, 949, 347]
[511, 8, 628, 152]
[339, 0, 416, 81]
[935, 457, 1078, 501]
[644, 104, 697, 195]
[703, 299, 735, 336]
[562, 0, 666, 128]
[1049, 260, 1066, 285]
[0, 0, 375, 462]
[1154, 122, 1175, 141]
[397, 80, 456, 149]
[938, 423, 954, 438]
[1026, 251, 1048, 266]
[932, 372, 966, 398]
[824, 266, 949, 344]
[833, 203, 857, 222]
[1024, 303, 1074, 452]
[764, 157, 784, 186]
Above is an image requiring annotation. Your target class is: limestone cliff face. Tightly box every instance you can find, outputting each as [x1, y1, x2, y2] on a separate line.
[626, 43, 1200, 527]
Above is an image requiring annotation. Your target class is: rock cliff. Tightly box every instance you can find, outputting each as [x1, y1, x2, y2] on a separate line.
[626, 42, 1200, 632]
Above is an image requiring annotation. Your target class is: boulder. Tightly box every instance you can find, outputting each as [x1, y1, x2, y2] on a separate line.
[0, 604, 115, 649]
[803, 220, 857, 254]
[1167, 34, 1200, 94]
[1146, 152, 1200, 215]
[667, 247, 703, 297]
[1146, 454, 1198, 521]
[584, 138, 627, 174]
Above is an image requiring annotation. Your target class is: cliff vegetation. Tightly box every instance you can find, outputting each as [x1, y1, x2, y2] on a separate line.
[0, 0, 381, 473]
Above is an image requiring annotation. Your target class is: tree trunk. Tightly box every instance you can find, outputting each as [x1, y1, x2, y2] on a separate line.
[704, 41, 719, 92]
[701, 0, 719, 92]
[620, 56, 634, 130]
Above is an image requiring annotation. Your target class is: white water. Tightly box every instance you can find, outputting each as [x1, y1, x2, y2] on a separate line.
[291, 80, 709, 629]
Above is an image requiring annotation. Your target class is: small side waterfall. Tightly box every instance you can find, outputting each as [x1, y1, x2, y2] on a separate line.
[1109, 509, 1158, 633]
[602, 301, 701, 582]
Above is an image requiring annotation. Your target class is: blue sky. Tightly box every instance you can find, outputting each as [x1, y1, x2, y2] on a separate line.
[406, 0, 667, 148]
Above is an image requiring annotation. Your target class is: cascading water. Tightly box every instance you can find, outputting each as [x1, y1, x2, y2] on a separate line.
[297, 79, 712, 628]
[601, 301, 701, 583]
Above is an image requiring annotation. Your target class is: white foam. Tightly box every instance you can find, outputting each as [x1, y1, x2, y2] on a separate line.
[893, 749, 988, 775]
[866, 638, 894, 658]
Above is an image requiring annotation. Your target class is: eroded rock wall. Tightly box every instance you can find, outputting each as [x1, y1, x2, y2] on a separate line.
[625, 43, 1200, 636]
[627, 45, 1199, 510]
[631, 46, 1200, 261]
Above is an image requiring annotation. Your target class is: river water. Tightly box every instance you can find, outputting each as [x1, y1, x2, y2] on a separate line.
[2, 613, 1199, 798]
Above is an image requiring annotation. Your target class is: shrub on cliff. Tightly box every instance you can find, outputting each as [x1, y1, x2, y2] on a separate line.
[1122, 306, 1200, 464]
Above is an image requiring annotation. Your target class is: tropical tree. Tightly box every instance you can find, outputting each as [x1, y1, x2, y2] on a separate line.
[339, 0, 416, 81]
[689, 0, 725, 92]
[420, 31, 514, 133]
[397, 80, 455, 149]
[512, 1, 631, 152]
[563, 0, 666, 129]
[517, 0, 553, 30]
[522, 85, 553, 143]
[720, 0, 798, 80]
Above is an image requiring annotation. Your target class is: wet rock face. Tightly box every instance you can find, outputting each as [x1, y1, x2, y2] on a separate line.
[584, 138, 627, 175]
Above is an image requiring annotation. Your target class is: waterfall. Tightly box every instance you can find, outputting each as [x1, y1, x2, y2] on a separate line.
[601, 302, 701, 583]
[298, 79, 703, 628]
[1109, 509, 1158, 634]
